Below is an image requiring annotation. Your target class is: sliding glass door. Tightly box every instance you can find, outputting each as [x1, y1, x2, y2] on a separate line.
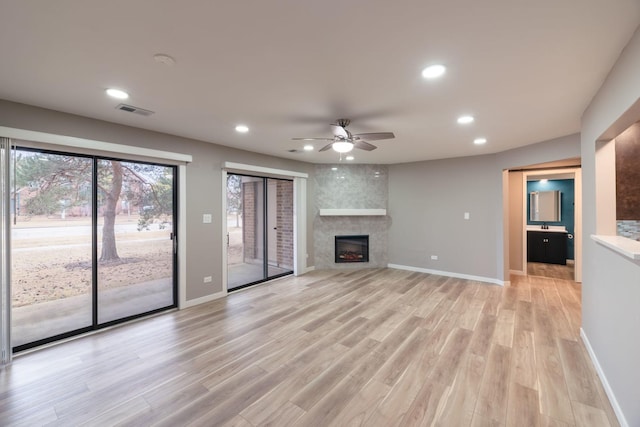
[227, 174, 293, 291]
[97, 160, 175, 323]
[11, 150, 93, 348]
[9, 146, 177, 351]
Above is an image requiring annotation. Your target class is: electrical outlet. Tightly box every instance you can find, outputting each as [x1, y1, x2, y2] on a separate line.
[431, 255, 438, 260]
[202, 214, 212, 223]
[464, 212, 470, 220]
[203, 276, 212, 283]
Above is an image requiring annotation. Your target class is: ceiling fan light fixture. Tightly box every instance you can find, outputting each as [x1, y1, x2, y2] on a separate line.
[333, 141, 354, 153]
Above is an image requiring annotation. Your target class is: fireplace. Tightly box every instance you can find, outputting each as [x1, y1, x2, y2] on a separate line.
[335, 235, 369, 263]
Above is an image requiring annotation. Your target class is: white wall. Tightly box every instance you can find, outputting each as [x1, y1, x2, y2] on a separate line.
[580, 25, 640, 427]
[388, 134, 580, 283]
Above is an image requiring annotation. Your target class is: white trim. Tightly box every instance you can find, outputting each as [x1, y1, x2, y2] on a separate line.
[319, 208, 387, 216]
[223, 162, 308, 179]
[387, 263, 506, 286]
[0, 126, 192, 163]
[293, 177, 308, 276]
[222, 170, 229, 293]
[305, 266, 316, 273]
[510, 269, 526, 276]
[181, 291, 227, 309]
[177, 165, 188, 309]
[580, 328, 628, 427]
[591, 234, 640, 260]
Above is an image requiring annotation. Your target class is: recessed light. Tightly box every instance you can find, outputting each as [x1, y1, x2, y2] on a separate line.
[422, 64, 446, 79]
[457, 115, 474, 125]
[474, 137, 487, 145]
[105, 88, 129, 100]
[540, 179, 548, 184]
[303, 144, 314, 151]
[346, 155, 354, 161]
[331, 167, 338, 171]
[235, 124, 249, 133]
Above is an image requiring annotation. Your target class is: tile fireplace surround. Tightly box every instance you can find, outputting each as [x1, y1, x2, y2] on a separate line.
[313, 164, 390, 269]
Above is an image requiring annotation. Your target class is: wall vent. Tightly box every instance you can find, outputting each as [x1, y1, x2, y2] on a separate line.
[116, 104, 155, 117]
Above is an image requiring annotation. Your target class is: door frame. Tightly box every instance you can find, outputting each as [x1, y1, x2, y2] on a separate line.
[0, 126, 191, 357]
[221, 162, 308, 294]
[522, 167, 582, 282]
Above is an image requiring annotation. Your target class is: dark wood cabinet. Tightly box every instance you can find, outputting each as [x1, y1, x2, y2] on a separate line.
[527, 231, 567, 265]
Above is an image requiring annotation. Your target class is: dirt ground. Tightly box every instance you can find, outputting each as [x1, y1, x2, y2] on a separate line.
[12, 215, 246, 307]
[12, 215, 172, 307]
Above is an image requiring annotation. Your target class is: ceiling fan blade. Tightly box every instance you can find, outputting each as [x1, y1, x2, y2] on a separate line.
[291, 137, 335, 141]
[352, 132, 395, 141]
[354, 140, 377, 151]
[319, 143, 334, 152]
[330, 124, 349, 139]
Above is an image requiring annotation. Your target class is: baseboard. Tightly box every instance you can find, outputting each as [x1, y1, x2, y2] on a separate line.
[580, 328, 628, 427]
[180, 290, 227, 309]
[387, 264, 506, 286]
[510, 269, 526, 276]
[305, 266, 315, 273]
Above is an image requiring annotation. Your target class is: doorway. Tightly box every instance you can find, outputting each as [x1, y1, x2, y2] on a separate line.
[226, 174, 293, 291]
[505, 163, 582, 282]
[10, 146, 177, 351]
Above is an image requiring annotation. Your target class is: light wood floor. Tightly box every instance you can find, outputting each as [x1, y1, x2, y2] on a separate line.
[527, 262, 574, 281]
[0, 268, 619, 426]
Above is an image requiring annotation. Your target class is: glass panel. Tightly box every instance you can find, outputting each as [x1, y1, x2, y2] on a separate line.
[1, 139, 12, 362]
[11, 150, 92, 348]
[267, 179, 293, 277]
[97, 160, 174, 323]
[227, 175, 265, 290]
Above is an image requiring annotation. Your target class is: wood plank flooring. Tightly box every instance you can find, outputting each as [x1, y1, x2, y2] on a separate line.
[0, 268, 619, 426]
[527, 262, 574, 280]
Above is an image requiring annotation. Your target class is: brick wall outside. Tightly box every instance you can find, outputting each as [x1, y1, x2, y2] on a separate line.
[276, 180, 294, 269]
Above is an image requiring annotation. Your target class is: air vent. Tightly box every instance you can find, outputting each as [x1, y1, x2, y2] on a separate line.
[116, 104, 155, 117]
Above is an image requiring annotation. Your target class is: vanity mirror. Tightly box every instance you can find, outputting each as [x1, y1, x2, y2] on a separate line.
[530, 190, 561, 222]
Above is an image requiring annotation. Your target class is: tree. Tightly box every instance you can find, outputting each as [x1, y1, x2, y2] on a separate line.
[16, 151, 173, 263]
[16, 151, 92, 217]
[227, 174, 243, 227]
[98, 160, 122, 262]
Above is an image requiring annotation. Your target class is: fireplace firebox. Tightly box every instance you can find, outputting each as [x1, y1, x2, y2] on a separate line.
[335, 235, 369, 263]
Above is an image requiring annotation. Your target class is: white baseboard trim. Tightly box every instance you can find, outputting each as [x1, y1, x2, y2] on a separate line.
[580, 328, 628, 427]
[387, 264, 506, 286]
[509, 269, 526, 276]
[304, 266, 315, 274]
[180, 290, 227, 309]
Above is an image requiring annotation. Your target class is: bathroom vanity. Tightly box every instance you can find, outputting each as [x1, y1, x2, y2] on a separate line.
[527, 227, 568, 265]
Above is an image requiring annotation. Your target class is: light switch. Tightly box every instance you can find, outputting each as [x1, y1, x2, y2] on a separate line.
[203, 214, 212, 223]
[464, 212, 470, 220]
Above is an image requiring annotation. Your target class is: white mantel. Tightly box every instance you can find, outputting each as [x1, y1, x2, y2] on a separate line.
[319, 208, 387, 216]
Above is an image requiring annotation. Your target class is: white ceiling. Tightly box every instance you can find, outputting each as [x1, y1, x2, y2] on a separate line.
[1, 1, 638, 164]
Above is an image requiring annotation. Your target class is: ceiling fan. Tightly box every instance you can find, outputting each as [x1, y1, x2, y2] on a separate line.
[292, 119, 395, 153]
